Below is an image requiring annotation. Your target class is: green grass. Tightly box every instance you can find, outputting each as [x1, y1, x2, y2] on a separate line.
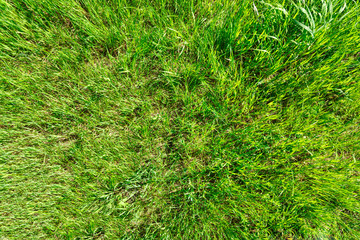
[1, 0, 360, 239]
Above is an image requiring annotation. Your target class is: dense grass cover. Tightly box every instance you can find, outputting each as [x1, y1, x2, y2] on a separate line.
[1, 0, 360, 239]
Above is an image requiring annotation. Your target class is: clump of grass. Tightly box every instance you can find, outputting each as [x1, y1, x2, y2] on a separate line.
[1, 0, 360, 239]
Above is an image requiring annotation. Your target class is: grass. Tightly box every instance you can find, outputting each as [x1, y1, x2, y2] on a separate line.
[0, 0, 360, 239]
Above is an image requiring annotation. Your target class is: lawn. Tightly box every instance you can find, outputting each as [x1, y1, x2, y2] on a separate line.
[1, 0, 360, 239]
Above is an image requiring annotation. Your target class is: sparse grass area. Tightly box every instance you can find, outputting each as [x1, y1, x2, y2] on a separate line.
[1, 0, 360, 239]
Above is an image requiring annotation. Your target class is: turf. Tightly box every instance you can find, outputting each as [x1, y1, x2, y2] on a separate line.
[1, 0, 360, 239]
